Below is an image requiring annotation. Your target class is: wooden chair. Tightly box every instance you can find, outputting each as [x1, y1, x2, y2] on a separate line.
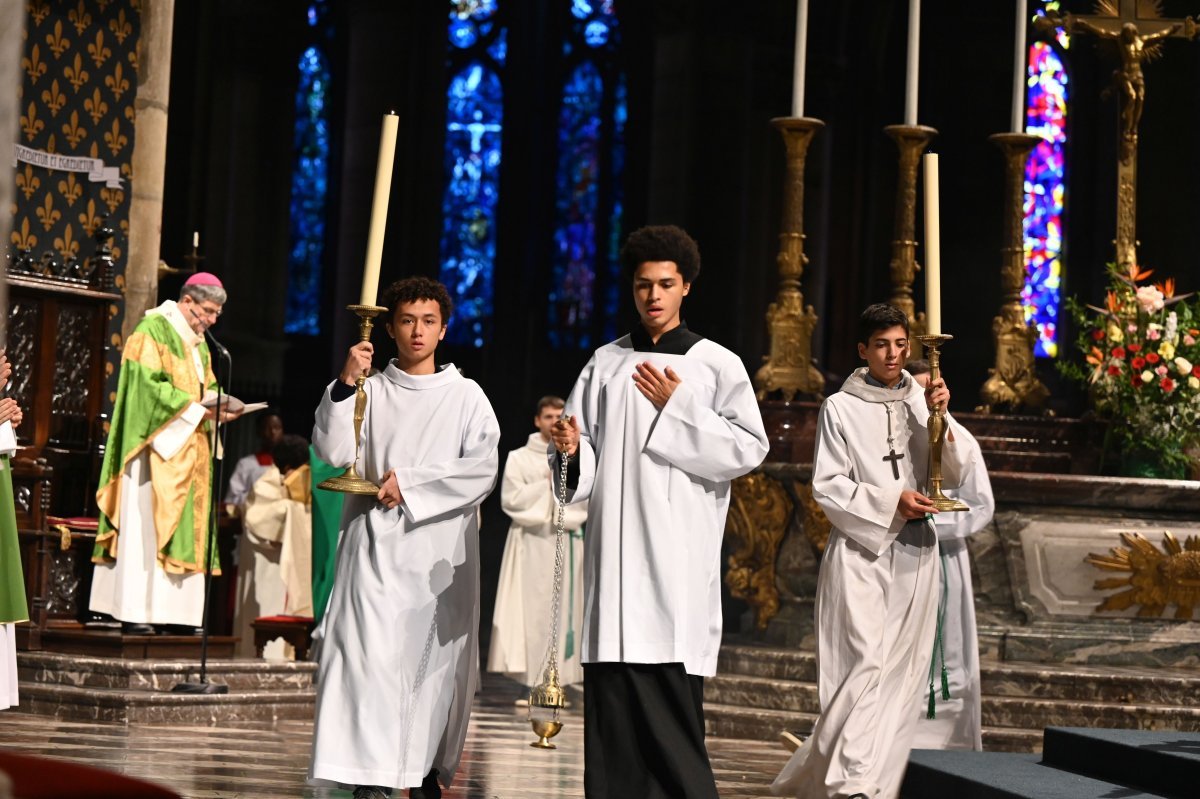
[250, 615, 315, 660]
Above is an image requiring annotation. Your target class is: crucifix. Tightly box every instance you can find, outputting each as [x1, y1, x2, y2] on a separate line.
[883, 447, 906, 480]
[1038, 0, 1198, 268]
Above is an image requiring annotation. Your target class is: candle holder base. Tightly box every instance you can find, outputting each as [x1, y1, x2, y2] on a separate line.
[915, 333, 969, 514]
[317, 470, 381, 496]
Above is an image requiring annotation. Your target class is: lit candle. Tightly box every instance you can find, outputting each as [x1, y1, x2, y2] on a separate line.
[905, 0, 921, 126]
[1012, 0, 1028, 133]
[792, 0, 809, 118]
[192, 230, 199, 249]
[923, 152, 941, 335]
[360, 112, 399, 307]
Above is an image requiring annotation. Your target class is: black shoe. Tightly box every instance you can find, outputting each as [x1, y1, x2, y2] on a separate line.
[409, 769, 441, 799]
[121, 622, 155, 635]
[157, 624, 204, 636]
[353, 787, 392, 799]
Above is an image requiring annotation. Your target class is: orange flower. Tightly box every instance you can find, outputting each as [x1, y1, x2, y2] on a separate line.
[1105, 290, 1121, 313]
[1128, 263, 1154, 282]
[1155, 278, 1176, 298]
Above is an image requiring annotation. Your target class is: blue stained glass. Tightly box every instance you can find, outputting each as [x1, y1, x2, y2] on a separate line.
[448, 0, 497, 48]
[439, 62, 503, 347]
[571, 0, 593, 20]
[602, 75, 627, 343]
[488, 28, 508, 65]
[584, 20, 609, 47]
[284, 41, 331, 335]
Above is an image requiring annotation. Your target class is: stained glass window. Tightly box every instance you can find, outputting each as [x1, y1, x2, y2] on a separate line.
[1023, 2, 1069, 358]
[548, 0, 625, 349]
[284, 2, 331, 335]
[440, 1, 505, 347]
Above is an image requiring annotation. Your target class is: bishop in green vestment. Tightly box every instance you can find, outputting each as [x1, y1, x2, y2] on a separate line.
[1, 351, 27, 710]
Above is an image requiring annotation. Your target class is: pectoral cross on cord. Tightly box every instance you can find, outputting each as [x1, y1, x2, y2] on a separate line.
[883, 401, 904, 480]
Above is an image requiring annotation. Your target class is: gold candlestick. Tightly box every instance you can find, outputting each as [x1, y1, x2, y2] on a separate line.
[884, 124, 938, 360]
[318, 304, 388, 495]
[979, 132, 1049, 414]
[755, 116, 825, 401]
[915, 333, 968, 513]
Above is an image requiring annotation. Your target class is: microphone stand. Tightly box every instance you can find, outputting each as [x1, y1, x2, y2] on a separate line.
[172, 327, 231, 695]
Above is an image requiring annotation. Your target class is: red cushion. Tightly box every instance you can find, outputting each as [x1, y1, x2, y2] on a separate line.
[0, 751, 181, 798]
[253, 615, 315, 624]
[46, 516, 100, 531]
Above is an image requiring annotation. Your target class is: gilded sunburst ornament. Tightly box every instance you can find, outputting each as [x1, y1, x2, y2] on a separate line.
[1087, 531, 1200, 619]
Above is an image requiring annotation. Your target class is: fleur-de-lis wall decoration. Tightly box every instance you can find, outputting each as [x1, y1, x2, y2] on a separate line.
[54, 224, 79, 261]
[11, 218, 38, 251]
[17, 165, 41, 201]
[78, 199, 100, 236]
[69, 0, 92, 35]
[21, 44, 47, 84]
[105, 60, 127, 99]
[40, 78, 66, 116]
[58, 173, 83, 206]
[29, 0, 51, 26]
[126, 46, 137, 75]
[20, 101, 44, 141]
[109, 9, 132, 44]
[62, 109, 86, 148]
[85, 86, 108, 123]
[104, 118, 126, 156]
[65, 52, 88, 92]
[36, 193, 61, 232]
[88, 30, 111, 68]
[100, 187, 123, 214]
[46, 20, 70, 59]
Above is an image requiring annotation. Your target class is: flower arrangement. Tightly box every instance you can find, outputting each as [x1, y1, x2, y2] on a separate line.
[1062, 263, 1200, 477]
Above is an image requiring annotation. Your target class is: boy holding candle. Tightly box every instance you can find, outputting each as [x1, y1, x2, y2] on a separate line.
[309, 276, 500, 799]
[772, 303, 975, 799]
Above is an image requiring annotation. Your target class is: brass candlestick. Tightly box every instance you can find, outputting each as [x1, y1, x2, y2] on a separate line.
[755, 116, 825, 400]
[916, 333, 968, 513]
[979, 133, 1049, 414]
[885, 124, 938, 360]
[317, 304, 388, 495]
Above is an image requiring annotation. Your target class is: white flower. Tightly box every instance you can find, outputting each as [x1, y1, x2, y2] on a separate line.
[1190, 376, 1200, 390]
[1166, 311, 1178, 342]
[1176, 357, 1194, 375]
[1136, 285, 1165, 313]
[1142, 370, 1155, 383]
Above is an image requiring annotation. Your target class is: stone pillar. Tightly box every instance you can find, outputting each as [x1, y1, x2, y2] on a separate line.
[123, 0, 175, 341]
[0, 1, 25, 338]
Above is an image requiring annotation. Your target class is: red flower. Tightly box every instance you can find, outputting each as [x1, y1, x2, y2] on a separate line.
[1107, 364, 1122, 376]
[1091, 329, 1105, 341]
[1146, 352, 1161, 364]
[1161, 377, 1176, 393]
[1194, 365, 1200, 377]
[1127, 343, 1142, 353]
[1111, 346, 1127, 359]
[1131, 356, 1146, 370]
[1132, 374, 1143, 387]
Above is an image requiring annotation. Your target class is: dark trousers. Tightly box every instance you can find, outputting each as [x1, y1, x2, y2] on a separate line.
[583, 662, 720, 799]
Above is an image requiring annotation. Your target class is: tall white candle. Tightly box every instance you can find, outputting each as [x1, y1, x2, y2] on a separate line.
[792, 0, 809, 118]
[923, 152, 941, 335]
[360, 112, 399, 307]
[1012, 0, 1028, 132]
[192, 230, 199, 249]
[905, 0, 921, 126]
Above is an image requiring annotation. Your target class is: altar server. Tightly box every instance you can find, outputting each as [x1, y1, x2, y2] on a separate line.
[908, 359, 993, 752]
[488, 395, 588, 689]
[310, 277, 499, 799]
[551, 225, 768, 799]
[772, 304, 975, 799]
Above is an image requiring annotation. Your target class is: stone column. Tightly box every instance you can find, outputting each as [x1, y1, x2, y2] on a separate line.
[123, 0, 175, 341]
[0, 1, 25, 339]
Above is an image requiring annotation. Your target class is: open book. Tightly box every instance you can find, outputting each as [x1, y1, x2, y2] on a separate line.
[201, 392, 269, 416]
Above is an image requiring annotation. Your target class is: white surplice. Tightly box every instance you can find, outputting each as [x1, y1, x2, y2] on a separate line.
[558, 331, 768, 677]
[773, 368, 974, 799]
[488, 432, 588, 688]
[225, 453, 272, 507]
[309, 362, 499, 792]
[912, 426, 993, 752]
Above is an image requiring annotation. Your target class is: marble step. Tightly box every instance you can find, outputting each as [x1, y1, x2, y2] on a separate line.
[17, 680, 316, 724]
[17, 651, 316, 691]
[702, 702, 1042, 754]
[719, 644, 1200, 706]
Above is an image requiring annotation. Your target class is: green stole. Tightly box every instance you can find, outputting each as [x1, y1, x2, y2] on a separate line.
[310, 449, 345, 624]
[0, 454, 28, 624]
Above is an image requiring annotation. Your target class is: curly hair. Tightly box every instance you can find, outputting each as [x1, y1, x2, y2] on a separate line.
[857, 303, 909, 345]
[381, 276, 454, 326]
[271, 433, 311, 474]
[620, 225, 701, 283]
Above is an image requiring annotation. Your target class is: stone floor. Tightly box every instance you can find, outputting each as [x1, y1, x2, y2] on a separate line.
[0, 674, 792, 798]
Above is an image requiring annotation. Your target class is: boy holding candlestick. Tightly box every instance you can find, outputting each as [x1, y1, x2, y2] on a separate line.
[309, 276, 500, 799]
[772, 303, 975, 799]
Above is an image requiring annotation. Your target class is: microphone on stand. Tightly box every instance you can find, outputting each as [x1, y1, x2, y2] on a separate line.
[205, 328, 231, 365]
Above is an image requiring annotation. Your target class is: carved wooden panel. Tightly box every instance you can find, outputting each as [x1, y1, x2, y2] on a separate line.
[50, 304, 95, 448]
[7, 299, 40, 443]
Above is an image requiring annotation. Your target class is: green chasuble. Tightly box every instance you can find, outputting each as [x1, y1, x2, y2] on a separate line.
[310, 448, 344, 624]
[93, 305, 220, 574]
[0, 455, 29, 625]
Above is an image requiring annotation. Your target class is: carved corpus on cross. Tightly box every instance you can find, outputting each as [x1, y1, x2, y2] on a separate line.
[1038, 0, 1197, 269]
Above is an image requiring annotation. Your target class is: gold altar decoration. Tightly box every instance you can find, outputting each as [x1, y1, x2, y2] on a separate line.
[725, 473, 792, 631]
[1087, 531, 1200, 620]
[317, 305, 388, 495]
[794, 481, 831, 555]
[1037, 1, 1198, 269]
[915, 334, 968, 513]
[884, 124, 937, 360]
[755, 117, 825, 401]
[979, 133, 1050, 414]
